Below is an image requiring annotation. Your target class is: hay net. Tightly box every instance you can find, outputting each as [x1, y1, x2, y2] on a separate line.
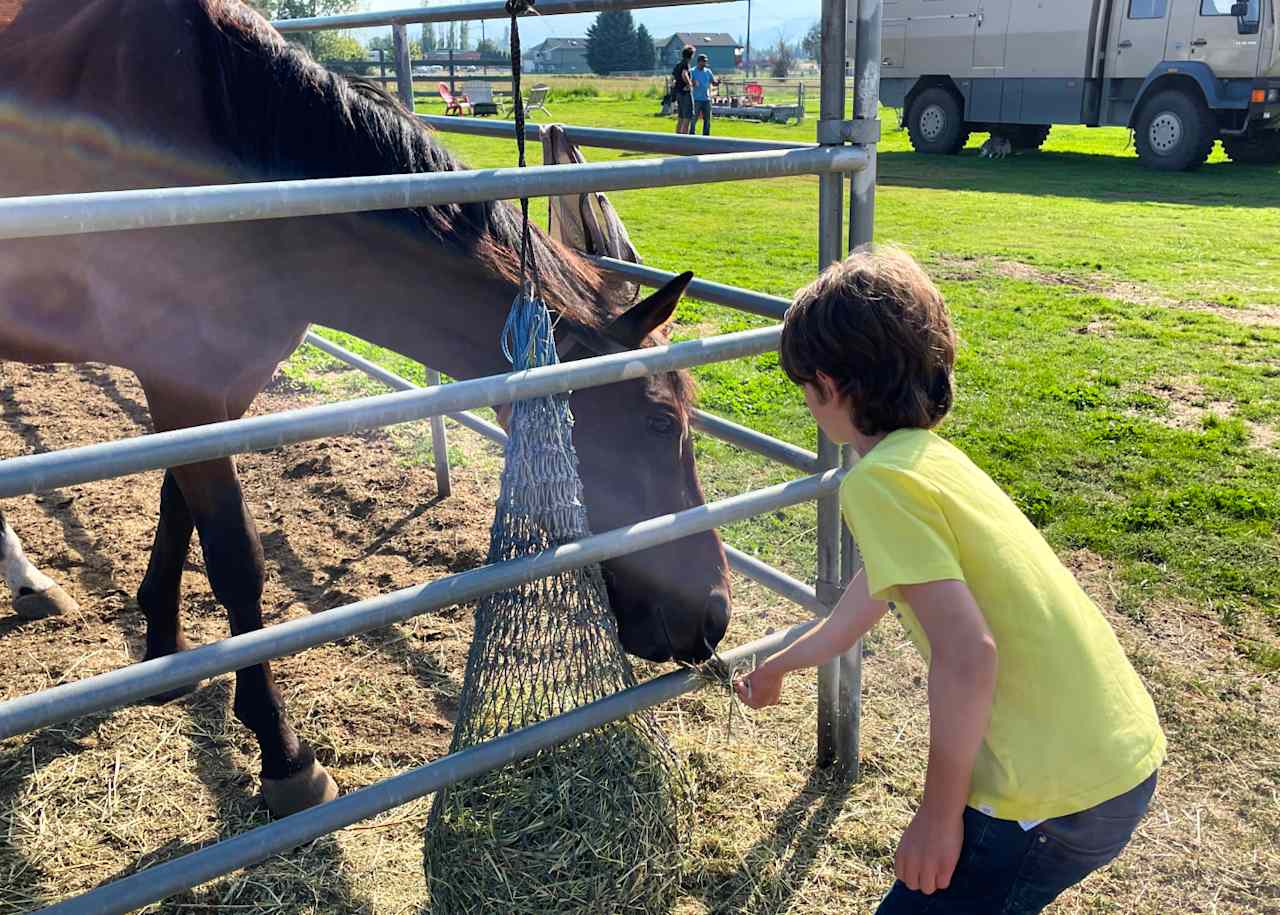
[424, 289, 689, 914]
[450, 294, 644, 736]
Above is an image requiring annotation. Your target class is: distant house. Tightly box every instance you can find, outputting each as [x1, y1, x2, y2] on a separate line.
[527, 37, 589, 74]
[658, 32, 741, 72]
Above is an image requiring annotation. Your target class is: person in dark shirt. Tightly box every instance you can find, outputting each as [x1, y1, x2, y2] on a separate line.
[671, 45, 694, 135]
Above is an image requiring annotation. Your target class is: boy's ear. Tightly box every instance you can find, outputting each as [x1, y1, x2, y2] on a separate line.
[814, 371, 840, 402]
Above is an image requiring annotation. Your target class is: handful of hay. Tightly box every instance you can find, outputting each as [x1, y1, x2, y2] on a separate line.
[423, 295, 689, 914]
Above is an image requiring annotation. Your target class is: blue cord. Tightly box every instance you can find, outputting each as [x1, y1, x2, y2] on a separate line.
[501, 289, 559, 372]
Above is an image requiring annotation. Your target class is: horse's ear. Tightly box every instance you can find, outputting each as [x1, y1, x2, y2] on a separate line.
[603, 272, 693, 348]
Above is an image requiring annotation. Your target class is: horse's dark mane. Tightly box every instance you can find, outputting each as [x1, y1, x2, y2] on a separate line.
[201, 0, 615, 332]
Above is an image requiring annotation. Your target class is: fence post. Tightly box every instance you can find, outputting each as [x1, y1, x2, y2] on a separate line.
[377, 47, 386, 84]
[814, 0, 857, 780]
[448, 49, 456, 97]
[392, 24, 414, 110]
[426, 369, 452, 498]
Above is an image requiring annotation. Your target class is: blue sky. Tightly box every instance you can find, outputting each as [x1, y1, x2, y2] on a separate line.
[359, 0, 820, 49]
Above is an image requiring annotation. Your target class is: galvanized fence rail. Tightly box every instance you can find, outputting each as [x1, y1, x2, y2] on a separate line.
[0, 0, 883, 906]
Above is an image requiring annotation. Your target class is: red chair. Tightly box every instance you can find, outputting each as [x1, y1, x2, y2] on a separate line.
[438, 82, 472, 117]
[745, 82, 765, 106]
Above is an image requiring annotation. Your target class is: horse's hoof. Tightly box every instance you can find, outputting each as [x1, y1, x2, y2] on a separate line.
[261, 761, 339, 818]
[13, 585, 78, 620]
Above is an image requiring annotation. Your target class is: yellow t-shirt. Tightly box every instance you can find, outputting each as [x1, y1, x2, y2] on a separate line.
[840, 427, 1166, 822]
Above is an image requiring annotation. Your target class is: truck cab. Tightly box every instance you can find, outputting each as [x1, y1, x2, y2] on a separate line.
[878, 0, 1280, 168]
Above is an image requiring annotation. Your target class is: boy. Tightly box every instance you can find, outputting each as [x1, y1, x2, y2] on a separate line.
[734, 248, 1165, 914]
[690, 53, 719, 136]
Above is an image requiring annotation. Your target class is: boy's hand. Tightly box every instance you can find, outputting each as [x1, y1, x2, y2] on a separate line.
[895, 804, 964, 895]
[733, 663, 783, 709]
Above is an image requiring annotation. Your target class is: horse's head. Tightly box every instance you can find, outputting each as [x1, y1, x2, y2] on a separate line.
[498, 273, 728, 662]
[551, 273, 731, 663]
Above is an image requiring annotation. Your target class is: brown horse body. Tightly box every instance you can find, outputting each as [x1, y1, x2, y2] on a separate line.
[0, 0, 729, 815]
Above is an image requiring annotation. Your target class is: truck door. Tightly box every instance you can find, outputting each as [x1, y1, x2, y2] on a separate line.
[1168, 0, 1265, 76]
[973, 0, 1013, 68]
[1110, 0, 1176, 78]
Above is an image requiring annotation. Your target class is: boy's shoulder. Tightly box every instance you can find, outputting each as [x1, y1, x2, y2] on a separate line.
[843, 427, 983, 498]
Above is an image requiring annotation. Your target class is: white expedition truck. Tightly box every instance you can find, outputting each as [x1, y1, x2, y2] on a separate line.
[880, 0, 1280, 168]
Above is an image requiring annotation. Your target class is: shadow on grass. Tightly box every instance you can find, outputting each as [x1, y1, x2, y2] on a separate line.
[687, 768, 853, 915]
[877, 149, 1280, 207]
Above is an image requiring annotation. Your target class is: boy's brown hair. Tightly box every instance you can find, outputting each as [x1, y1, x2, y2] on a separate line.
[780, 247, 956, 435]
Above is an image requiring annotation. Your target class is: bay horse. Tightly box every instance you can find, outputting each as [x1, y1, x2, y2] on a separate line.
[0, 0, 731, 816]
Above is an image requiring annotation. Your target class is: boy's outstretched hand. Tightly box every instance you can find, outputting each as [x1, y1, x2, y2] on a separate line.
[733, 663, 784, 709]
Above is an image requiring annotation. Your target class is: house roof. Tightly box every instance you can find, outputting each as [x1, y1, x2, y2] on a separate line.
[665, 32, 738, 47]
[532, 37, 588, 51]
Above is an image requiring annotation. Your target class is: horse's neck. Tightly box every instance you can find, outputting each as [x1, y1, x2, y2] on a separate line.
[305, 236, 527, 383]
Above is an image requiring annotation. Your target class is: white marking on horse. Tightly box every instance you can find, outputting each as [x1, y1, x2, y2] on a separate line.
[0, 518, 56, 597]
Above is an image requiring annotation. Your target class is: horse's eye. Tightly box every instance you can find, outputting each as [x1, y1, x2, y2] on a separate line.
[646, 413, 678, 436]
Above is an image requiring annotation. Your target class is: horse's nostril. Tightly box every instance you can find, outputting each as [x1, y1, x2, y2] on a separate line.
[702, 591, 730, 650]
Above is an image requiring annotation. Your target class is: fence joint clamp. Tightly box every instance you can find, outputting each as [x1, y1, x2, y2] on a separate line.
[817, 118, 881, 146]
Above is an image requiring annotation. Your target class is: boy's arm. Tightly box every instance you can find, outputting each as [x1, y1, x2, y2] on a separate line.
[894, 578, 998, 895]
[733, 569, 888, 708]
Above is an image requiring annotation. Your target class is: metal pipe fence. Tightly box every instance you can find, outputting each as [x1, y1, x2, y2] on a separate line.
[0, 146, 864, 242]
[0, 468, 842, 741]
[36, 619, 818, 915]
[592, 256, 791, 320]
[419, 115, 811, 156]
[0, 0, 883, 905]
[271, 0, 735, 31]
[0, 326, 778, 499]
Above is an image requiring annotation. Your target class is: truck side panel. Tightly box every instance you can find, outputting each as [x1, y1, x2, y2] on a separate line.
[1002, 1, 1102, 77]
[962, 77, 1088, 122]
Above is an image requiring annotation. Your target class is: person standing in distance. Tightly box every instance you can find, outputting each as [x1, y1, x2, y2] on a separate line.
[690, 53, 720, 135]
[671, 45, 694, 135]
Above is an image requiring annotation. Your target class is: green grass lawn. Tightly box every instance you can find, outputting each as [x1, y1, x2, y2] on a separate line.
[304, 92, 1280, 674]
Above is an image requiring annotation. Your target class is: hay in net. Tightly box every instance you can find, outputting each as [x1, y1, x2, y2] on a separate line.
[424, 294, 689, 915]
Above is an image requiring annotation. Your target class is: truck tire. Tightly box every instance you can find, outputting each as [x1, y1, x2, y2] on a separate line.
[997, 124, 1051, 151]
[907, 88, 970, 155]
[1222, 131, 1280, 164]
[1133, 89, 1216, 171]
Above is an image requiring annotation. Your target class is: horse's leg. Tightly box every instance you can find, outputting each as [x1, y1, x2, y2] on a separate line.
[0, 508, 79, 620]
[143, 384, 336, 817]
[134, 470, 203, 702]
[171, 456, 337, 815]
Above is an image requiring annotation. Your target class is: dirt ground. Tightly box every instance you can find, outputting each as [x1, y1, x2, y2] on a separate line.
[0, 361, 1277, 914]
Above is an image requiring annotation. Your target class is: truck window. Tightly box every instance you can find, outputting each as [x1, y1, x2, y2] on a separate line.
[1131, 0, 1172, 16]
[1129, 0, 1167, 17]
[1199, 0, 1257, 13]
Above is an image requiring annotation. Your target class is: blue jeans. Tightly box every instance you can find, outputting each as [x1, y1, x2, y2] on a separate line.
[877, 771, 1157, 915]
[693, 99, 712, 135]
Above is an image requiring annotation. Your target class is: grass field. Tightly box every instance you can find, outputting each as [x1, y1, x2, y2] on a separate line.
[272, 90, 1280, 913]
[394, 91, 1280, 674]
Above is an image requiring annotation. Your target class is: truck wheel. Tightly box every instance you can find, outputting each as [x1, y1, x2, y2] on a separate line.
[907, 88, 970, 155]
[997, 124, 1051, 151]
[1134, 89, 1216, 171]
[1222, 131, 1280, 164]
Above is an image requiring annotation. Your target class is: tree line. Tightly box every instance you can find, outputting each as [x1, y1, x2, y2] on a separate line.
[585, 11, 655, 75]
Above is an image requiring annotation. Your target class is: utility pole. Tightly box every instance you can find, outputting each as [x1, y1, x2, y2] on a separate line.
[745, 0, 753, 77]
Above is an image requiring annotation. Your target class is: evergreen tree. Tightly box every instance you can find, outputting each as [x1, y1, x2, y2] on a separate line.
[585, 10, 639, 74]
[460, 21, 471, 50]
[634, 24, 656, 73]
[801, 22, 821, 63]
